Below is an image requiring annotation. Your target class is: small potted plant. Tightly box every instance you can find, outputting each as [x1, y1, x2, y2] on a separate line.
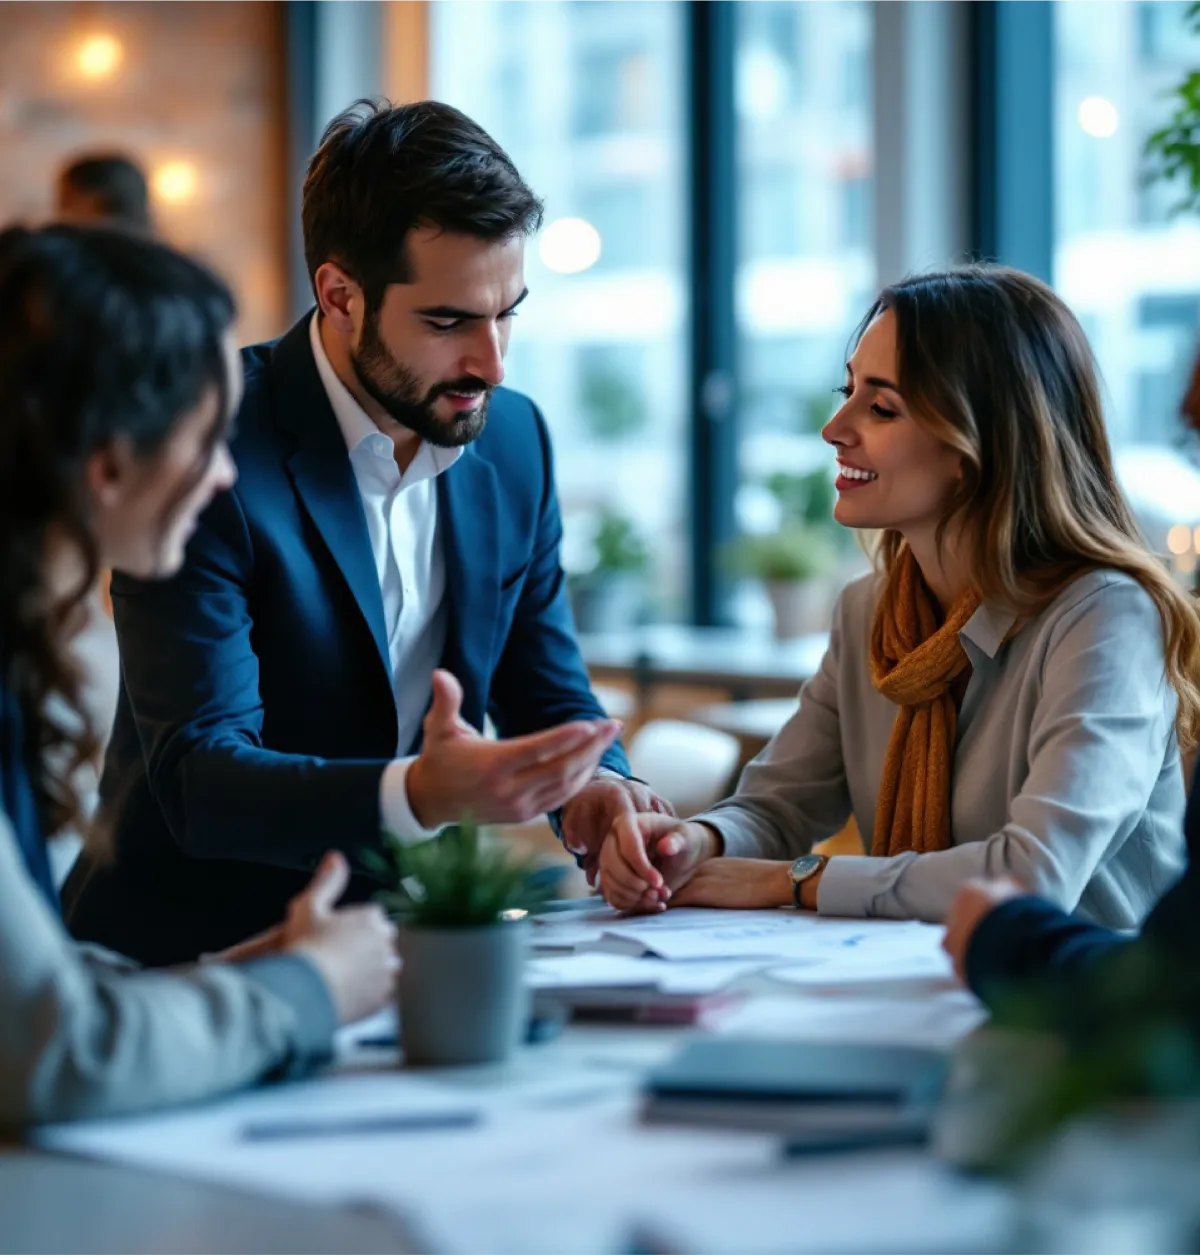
[367, 820, 561, 1066]
[567, 506, 650, 634]
[724, 524, 839, 640]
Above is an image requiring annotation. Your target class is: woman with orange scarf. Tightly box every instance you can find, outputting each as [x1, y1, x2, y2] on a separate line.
[599, 266, 1200, 926]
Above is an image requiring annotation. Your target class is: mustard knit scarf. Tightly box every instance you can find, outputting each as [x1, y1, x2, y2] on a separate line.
[869, 547, 980, 857]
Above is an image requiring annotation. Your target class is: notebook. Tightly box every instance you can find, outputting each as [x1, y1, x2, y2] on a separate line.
[641, 1036, 948, 1134]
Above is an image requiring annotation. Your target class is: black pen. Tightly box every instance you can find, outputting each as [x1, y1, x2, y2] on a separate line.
[241, 1110, 481, 1141]
[781, 1122, 929, 1158]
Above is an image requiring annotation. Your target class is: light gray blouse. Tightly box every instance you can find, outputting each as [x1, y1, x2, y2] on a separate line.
[0, 809, 336, 1129]
[694, 569, 1188, 927]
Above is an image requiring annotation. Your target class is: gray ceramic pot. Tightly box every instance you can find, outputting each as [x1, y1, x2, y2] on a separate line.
[397, 918, 530, 1066]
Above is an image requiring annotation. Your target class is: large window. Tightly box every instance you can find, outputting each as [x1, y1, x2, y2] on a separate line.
[1055, 0, 1200, 573]
[733, 0, 875, 628]
[430, 1, 689, 625]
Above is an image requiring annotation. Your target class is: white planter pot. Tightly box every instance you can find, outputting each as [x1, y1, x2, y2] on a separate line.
[398, 918, 530, 1066]
[764, 578, 831, 640]
[568, 573, 643, 634]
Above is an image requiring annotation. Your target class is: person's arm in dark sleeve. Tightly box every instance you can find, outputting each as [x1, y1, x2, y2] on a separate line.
[965, 895, 1134, 1008]
[112, 487, 386, 871]
[966, 858, 1200, 1034]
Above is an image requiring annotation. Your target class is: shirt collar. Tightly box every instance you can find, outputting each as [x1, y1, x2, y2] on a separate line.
[959, 601, 1019, 660]
[308, 313, 464, 478]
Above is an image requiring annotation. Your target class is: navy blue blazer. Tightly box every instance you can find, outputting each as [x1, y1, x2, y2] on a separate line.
[63, 315, 628, 965]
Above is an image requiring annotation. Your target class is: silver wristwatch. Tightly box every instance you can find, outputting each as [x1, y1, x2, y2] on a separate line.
[788, 853, 828, 908]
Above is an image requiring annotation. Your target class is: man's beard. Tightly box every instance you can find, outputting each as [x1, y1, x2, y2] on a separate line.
[350, 311, 491, 448]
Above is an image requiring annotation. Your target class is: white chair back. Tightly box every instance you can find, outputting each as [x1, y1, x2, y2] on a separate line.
[626, 718, 741, 818]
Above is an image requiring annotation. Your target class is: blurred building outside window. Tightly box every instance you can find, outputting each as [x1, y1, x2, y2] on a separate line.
[1055, 0, 1200, 585]
[732, 0, 875, 634]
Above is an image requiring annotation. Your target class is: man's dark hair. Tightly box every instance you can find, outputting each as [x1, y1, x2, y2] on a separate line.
[301, 98, 544, 310]
[58, 153, 151, 231]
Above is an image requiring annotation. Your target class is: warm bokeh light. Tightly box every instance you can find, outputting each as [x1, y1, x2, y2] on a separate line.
[538, 217, 602, 275]
[152, 160, 198, 205]
[1168, 523, 1192, 555]
[77, 34, 122, 81]
[1077, 95, 1119, 139]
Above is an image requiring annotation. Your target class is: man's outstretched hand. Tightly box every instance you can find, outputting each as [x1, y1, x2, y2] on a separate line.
[406, 669, 624, 829]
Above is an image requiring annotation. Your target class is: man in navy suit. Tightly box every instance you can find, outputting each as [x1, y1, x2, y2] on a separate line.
[64, 100, 671, 966]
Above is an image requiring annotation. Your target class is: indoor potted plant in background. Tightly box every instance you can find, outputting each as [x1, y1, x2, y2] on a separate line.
[724, 524, 839, 640]
[367, 819, 561, 1066]
[567, 506, 650, 635]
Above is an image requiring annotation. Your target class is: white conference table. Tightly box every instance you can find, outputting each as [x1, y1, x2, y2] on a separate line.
[11, 915, 1014, 1255]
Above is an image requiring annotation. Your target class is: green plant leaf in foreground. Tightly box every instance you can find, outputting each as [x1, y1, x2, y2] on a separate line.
[364, 816, 565, 928]
[981, 944, 1200, 1170]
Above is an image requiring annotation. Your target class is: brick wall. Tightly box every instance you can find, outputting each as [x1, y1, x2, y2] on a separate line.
[0, 1, 288, 343]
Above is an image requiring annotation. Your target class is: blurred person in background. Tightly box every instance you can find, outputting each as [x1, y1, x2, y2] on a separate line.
[0, 225, 396, 1129]
[63, 99, 671, 967]
[55, 153, 151, 233]
[599, 266, 1198, 930]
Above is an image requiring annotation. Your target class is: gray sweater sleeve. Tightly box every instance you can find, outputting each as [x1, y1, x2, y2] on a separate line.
[815, 577, 1177, 922]
[0, 811, 337, 1130]
[691, 587, 853, 859]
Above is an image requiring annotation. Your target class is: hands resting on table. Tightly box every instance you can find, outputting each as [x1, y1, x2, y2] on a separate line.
[591, 811, 1030, 988]
[219, 796, 1021, 1020]
[594, 814, 816, 913]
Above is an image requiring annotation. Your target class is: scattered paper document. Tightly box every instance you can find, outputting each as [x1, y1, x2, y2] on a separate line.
[527, 954, 766, 995]
[592, 910, 931, 962]
[766, 923, 955, 986]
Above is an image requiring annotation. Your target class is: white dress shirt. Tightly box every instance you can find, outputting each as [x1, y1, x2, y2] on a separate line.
[309, 314, 461, 843]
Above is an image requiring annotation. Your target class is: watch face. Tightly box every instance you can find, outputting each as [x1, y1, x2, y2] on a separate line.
[790, 854, 824, 881]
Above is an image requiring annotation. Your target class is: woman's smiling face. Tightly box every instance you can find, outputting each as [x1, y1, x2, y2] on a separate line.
[822, 309, 963, 536]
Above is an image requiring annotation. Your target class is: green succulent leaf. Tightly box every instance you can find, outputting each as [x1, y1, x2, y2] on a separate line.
[364, 815, 565, 928]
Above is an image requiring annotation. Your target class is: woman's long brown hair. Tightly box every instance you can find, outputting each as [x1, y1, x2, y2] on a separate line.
[858, 265, 1200, 748]
[0, 225, 234, 838]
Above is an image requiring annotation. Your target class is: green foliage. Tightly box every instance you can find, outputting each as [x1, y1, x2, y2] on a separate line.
[591, 508, 650, 575]
[722, 525, 839, 582]
[985, 945, 1200, 1169]
[363, 817, 564, 929]
[1143, 3, 1200, 214]
[764, 468, 837, 529]
[581, 368, 645, 441]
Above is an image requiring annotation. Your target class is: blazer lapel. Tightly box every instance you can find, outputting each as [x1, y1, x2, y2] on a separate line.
[437, 448, 501, 731]
[268, 318, 392, 685]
